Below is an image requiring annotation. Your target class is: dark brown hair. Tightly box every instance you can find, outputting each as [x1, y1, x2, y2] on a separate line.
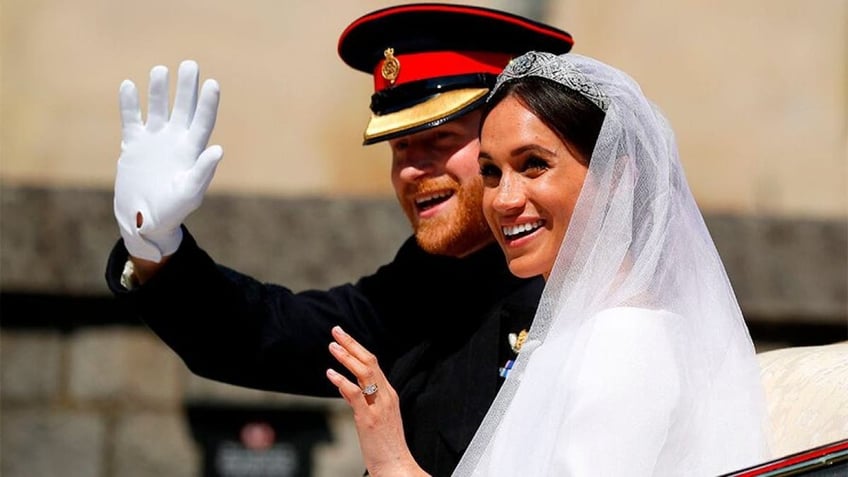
[481, 76, 605, 164]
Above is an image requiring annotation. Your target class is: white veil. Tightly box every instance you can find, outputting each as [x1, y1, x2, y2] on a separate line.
[454, 52, 770, 476]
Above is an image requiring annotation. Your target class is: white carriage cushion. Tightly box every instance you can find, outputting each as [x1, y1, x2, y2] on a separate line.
[757, 340, 848, 458]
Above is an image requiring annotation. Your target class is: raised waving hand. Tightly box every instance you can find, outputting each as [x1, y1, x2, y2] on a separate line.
[113, 60, 223, 262]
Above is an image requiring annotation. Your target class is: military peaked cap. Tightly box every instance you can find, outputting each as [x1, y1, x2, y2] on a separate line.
[338, 3, 574, 144]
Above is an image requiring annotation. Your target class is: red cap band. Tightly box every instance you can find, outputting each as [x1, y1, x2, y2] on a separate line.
[372, 50, 513, 91]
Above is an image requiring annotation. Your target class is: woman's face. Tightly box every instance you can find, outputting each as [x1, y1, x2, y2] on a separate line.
[479, 95, 589, 280]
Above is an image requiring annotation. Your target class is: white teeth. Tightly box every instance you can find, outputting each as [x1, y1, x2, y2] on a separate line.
[502, 220, 544, 238]
[415, 191, 451, 205]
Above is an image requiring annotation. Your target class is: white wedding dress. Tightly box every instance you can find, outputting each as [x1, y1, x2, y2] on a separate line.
[454, 52, 770, 477]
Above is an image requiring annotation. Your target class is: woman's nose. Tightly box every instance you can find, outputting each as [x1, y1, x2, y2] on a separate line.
[492, 174, 525, 212]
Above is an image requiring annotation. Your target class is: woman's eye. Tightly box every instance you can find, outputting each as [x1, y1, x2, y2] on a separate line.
[521, 157, 551, 177]
[479, 163, 501, 180]
[524, 156, 549, 172]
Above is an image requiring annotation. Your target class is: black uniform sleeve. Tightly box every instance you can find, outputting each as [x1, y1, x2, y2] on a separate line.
[105, 227, 414, 397]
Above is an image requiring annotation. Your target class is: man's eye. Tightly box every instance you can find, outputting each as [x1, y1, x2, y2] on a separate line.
[434, 131, 457, 145]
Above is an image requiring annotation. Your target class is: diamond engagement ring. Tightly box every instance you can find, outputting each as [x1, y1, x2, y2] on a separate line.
[362, 383, 378, 396]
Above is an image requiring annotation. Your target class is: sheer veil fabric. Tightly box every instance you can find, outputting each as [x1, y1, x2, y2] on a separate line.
[454, 53, 770, 476]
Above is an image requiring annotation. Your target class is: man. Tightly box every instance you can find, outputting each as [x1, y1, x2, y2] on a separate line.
[105, 4, 573, 475]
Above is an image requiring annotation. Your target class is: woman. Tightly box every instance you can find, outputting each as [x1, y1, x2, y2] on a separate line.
[326, 52, 771, 476]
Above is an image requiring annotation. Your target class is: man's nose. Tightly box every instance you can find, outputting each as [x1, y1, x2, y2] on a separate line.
[397, 150, 437, 181]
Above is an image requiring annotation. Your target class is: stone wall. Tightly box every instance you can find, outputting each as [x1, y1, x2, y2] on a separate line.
[0, 324, 367, 477]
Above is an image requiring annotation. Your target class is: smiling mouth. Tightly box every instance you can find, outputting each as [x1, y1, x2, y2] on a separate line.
[415, 191, 454, 212]
[502, 220, 545, 240]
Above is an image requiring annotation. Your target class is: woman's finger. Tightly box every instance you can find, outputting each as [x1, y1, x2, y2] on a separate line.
[328, 326, 385, 404]
[331, 326, 378, 365]
[330, 326, 382, 382]
[328, 341, 374, 383]
[326, 368, 366, 403]
[328, 342, 380, 405]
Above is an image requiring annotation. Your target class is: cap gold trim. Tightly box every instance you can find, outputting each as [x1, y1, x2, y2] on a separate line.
[363, 87, 488, 144]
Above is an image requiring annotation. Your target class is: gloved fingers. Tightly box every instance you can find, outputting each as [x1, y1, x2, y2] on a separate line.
[119, 80, 143, 143]
[185, 145, 223, 193]
[171, 60, 199, 129]
[187, 79, 220, 148]
[146, 65, 170, 133]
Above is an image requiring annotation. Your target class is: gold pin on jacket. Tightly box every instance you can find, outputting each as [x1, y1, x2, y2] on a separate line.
[508, 329, 529, 354]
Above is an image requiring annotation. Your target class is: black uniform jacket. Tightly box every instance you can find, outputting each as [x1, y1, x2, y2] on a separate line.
[105, 228, 543, 476]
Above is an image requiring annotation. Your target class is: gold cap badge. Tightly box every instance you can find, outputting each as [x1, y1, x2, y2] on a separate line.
[381, 48, 400, 85]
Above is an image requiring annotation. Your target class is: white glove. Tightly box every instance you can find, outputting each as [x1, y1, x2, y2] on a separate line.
[114, 59, 223, 262]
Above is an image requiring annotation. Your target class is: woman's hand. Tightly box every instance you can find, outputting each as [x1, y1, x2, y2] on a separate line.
[326, 326, 430, 477]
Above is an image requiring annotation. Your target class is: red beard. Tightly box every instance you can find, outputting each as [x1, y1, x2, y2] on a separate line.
[401, 175, 493, 257]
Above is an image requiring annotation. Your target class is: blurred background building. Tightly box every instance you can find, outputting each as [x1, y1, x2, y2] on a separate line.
[1, 0, 846, 476]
